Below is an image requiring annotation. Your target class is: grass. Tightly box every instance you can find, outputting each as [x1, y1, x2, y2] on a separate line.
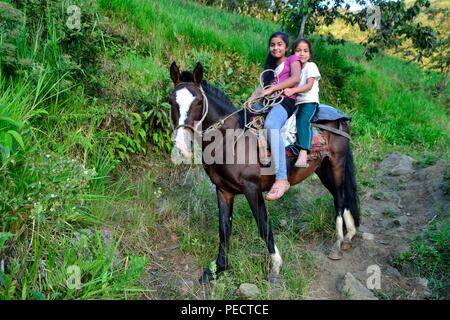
[170, 168, 318, 299]
[393, 219, 450, 299]
[97, 0, 277, 63]
[76, 0, 450, 299]
[1, 0, 448, 300]
[0, 0, 147, 299]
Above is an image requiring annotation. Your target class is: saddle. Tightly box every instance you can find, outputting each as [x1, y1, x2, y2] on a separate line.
[253, 104, 352, 166]
[257, 127, 328, 166]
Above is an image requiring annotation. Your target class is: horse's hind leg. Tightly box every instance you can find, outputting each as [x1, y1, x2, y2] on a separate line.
[243, 182, 282, 283]
[315, 157, 345, 260]
[200, 188, 234, 284]
[341, 209, 357, 250]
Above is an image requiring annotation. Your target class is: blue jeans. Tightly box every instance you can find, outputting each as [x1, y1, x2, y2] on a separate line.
[254, 103, 288, 180]
[296, 102, 318, 151]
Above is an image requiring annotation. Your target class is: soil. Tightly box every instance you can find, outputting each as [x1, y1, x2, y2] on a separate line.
[138, 153, 449, 300]
[306, 154, 448, 299]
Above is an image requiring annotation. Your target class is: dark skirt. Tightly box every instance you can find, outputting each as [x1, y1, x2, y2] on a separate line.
[280, 97, 297, 118]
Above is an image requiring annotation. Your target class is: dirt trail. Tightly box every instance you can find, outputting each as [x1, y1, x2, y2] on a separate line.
[139, 153, 448, 299]
[140, 233, 206, 299]
[306, 153, 448, 299]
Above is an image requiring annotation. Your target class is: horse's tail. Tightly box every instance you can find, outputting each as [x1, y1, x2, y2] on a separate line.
[344, 143, 360, 227]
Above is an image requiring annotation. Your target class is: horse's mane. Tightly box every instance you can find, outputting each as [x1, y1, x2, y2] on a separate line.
[201, 80, 247, 128]
[200, 80, 235, 112]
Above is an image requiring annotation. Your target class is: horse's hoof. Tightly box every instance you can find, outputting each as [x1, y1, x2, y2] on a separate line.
[328, 248, 343, 260]
[199, 268, 215, 284]
[268, 272, 281, 285]
[341, 240, 352, 251]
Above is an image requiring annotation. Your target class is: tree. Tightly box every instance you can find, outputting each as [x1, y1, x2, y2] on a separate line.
[281, 0, 439, 61]
[399, 4, 449, 94]
[282, 0, 348, 39]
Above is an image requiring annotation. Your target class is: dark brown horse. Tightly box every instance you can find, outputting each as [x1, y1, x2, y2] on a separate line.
[169, 62, 360, 283]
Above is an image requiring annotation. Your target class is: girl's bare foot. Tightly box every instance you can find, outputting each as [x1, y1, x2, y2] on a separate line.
[294, 150, 309, 168]
[266, 180, 290, 201]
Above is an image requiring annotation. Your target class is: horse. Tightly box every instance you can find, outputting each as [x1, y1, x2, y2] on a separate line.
[168, 61, 360, 284]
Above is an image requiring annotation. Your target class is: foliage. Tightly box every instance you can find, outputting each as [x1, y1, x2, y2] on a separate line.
[113, 111, 147, 162]
[0, 1, 147, 299]
[0, 2, 26, 76]
[393, 220, 450, 299]
[0, 150, 146, 299]
[0, 113, 25, 162]
[0, 152, 97, 232]
[3, 0, 107, 92]
[0, 229, 147, 299]
[0, 0, 448, 300]
[281, 1, 438, 60]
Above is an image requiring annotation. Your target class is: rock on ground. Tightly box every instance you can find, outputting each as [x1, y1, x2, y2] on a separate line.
[362, 232, 375, 241]
[237, 283, 260, 299]
[380, 153, 415, 176]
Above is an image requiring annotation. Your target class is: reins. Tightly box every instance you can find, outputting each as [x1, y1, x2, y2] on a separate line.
[174, 70, 283, 139]
[173, 82, 210, 136]
[173, 71, 351, 143]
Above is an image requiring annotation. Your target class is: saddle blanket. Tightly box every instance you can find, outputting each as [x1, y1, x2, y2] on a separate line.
[264, 127, 327, 160]
[280, 103, 351, 147]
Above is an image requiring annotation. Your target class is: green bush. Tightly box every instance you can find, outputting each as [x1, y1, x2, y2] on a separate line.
[0, 2, 26, 76]
[0, 228, 146, 299]
[0, 152, 97, 233]
[393, 220, 450, 299]
[3, 0, 107, 92]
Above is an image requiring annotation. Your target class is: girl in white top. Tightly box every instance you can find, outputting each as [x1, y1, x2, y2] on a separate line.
[284, 39, 321, 168]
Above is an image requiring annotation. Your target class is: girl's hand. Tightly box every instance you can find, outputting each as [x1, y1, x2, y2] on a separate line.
[250, 87, 263, 100]
[261, 87, 275, 97]
[283, 88, 296, 97]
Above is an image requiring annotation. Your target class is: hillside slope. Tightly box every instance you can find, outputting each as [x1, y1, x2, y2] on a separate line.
[0, 0, 448, 300]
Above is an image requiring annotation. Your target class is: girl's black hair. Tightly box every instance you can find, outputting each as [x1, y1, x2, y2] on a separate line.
[263, 31, 289, 87]
[291, 38, 313, 60]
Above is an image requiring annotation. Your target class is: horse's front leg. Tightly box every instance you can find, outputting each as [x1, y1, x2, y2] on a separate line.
[243, 182, 282, 283]
[200, 187, 234, 284]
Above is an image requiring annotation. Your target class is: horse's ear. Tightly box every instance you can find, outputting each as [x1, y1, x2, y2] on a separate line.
[170, 61, 180, 85]
[193, 62, 203, 86]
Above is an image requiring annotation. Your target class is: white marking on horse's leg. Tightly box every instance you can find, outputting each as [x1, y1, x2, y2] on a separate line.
[336, 216, 344, 243]
[343, 209, 357, 242]
[329, 216, 344, 260]
[270, 245, 283, 276]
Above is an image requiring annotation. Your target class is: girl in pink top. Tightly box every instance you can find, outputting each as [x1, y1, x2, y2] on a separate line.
[251, 31, 300, 201]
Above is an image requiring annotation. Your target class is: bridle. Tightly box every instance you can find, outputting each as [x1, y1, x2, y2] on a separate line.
[173, 82, 210, 137]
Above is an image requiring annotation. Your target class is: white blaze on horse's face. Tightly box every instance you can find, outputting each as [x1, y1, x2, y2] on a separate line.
[174, 88, 195, 158]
